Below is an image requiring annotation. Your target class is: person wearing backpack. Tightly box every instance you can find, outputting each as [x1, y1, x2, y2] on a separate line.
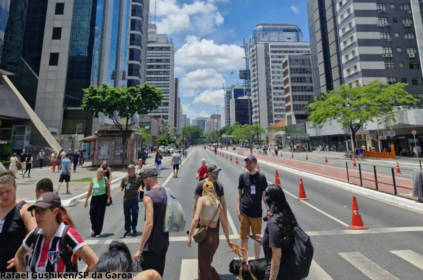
[256, 184, 312, 280]
[14, 192, 99, 273]
[133, 169, 169, 277]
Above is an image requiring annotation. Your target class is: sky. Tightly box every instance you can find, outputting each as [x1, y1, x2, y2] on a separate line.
[151, 0, 310, 125]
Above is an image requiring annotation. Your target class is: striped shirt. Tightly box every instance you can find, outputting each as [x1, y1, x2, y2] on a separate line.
[23, 223, 85, 272]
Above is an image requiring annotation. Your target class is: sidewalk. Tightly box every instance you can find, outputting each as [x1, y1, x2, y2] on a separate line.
[15, 152, 158, 205]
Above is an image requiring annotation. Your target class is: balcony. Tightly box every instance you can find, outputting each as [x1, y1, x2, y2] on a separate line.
[404, 23, 411, 28]
[383, 53, 393, 58]
[378, 8, 387, 13]
[377, 23, 391, 27]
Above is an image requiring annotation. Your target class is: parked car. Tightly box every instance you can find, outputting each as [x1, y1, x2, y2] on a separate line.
[159, 146, 168, 153]
[167, 146, 174, 153]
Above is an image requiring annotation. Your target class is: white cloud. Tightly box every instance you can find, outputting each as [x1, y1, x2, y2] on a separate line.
[290, 5, 300, 14]
[192, 89, 225, 105]
[176, 36, 244, 71]
[180, 69, 226, 97]
[182, 104, 210, 119]
[155, 0, 224, 35]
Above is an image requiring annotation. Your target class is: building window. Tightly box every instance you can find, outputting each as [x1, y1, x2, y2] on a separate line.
[397, 47, 402, 53]
[409, 63, 421, 69]
[378, 18, 388, 25]
[383, 47, 392, 54]
[130, 34, 142, 46]
[380, 32, 390, 39]
[393, 18, 397, 23]
[403, 18, 413, 25]
[377, 3, 386, 10]
[387, 78, 397, 84]
[385, 62, 395, 69]
[342, 27, 346, 34]
[55, 3, 64, 15]
[339, 1, 343, 8]
[394, 32, 399, 38]
[407, 48, 417, 54]
[52, 27, 62, 40]
[129, 49, 141, 61]
[405, 33, 415, 39]
[349, 22, 353, 28]
[390, 4, 395, 9]
[49, 53, 59, 66]
[412, 78, 423, 85]
[130, 19, 142, 32]
[400, 4, 410, 10]
[402, 78, 407, 83]
[399, 62, 404, 68]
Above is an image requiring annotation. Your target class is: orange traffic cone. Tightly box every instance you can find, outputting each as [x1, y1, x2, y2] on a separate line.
[349, 196, 368, 230]
[396, 162, 401, 174]
[325, 156, 328, 163]
[256, 164, 260, 173]
[352, 158, 357, 168]
[291, 153, 294, 159]
[226, 155, 228, 160]
[275, 170, 281, 186]
[272, 152, 275, 157]
[235, 157, 239, 165]
[305, 154, 308, 161]
[297, 179, 308, 200]
[280, 152, 283, 157]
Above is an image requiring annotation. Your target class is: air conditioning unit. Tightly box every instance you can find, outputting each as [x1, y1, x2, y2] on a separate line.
[409, 53, 416, 58]
[404, 23, 411, 27]
[383, 53, 393, 58]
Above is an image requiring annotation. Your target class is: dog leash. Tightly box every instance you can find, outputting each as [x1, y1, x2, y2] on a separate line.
[227, 242, 258, 280]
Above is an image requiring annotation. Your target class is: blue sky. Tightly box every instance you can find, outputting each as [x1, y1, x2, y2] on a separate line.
[152, 0, 309, 124]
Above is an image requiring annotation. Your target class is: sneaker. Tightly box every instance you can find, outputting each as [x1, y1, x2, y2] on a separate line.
[96, 235, 100, 238]
[132, 229, 137, 236]
[123, 231, 131, 237]
[66, 191, 71, 195]
[90, 228, 93, 234]
[91, 233, 95, 238]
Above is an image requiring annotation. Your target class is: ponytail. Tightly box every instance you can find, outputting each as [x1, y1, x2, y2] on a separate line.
[52, 205, 76, 228]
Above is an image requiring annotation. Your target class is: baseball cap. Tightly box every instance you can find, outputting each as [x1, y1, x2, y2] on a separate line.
[141, 169, 158, 180]
[207, 164, 221, 173]
[244, 155, 257, 163]
[127, 164, 135, 169]
[28, 192, 61, 211]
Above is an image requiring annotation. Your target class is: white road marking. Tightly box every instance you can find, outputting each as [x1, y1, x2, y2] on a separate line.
[307, 260, 334, 280]
[307, 226, 423, 237]
[391, 250, 423, 270]
[339, 252, 399, 280]
[266, 180, 349, 228]
[227, 209, 239, 237]
[179, 259, 197, 280]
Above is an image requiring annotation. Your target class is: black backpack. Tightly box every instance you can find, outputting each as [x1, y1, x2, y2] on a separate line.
[286, 227, 314, 278]
[31, 225, 78, 272]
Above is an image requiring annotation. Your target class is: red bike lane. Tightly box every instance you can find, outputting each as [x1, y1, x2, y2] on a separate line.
[211, 148, 415, 200]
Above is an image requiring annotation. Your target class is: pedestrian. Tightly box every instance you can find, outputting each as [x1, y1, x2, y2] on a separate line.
[137, 149, 143, 161]
[274, 145, 278, 156]
[101, 161, 113, 182]
[196, 159, 208, 181]
[35, 178, 54, 199]
[136, 158, 146, 176]
[22, 153, 33, 178]
[78, 150, 85, 166]
[155, 151, 163, 177]
[49, 151, 58, 172]
[19, 149, 26, 176]
[56, 154, 72, 195]
[72, 150, 80, 172]
[116, 164, 143, 237]
[237, 155, 269, 259]
[14, 192, 99, 273]
[142, 148, 148, 164]
[194, 164, 227, 217]
[57, 149, 63, 172]
[348, 148, 353, 160]
[255, 184, 301, 280]
[9, 153, 19, 174]
[0, 171, 36, 272]
[36, 149, 46, 169]
[355, 148, 359, 160]
[84, 168, 111, 238]
[359, 146, 364, 160]
[187, 181, 233, 280]
[171, 150, 182, 178]
[133, 169, 169, 277]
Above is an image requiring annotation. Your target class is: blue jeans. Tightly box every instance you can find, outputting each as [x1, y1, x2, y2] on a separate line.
[123, 198, 139, 232]
[156, 164, 162, 176]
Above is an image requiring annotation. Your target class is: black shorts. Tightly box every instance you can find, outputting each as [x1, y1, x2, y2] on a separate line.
[59, 175, 70, 182]
[173, 164, 179, 170]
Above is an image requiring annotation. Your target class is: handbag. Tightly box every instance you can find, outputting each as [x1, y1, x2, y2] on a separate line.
[192, 202, 219, 243]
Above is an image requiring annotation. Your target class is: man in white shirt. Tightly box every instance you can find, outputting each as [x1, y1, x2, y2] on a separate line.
[171, 150, 182, 178]
[36, 149, 46, 169]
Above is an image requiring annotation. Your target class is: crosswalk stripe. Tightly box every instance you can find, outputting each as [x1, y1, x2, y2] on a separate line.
[307, 260, 333, 280]
[179, 259, 197, 280]
[339, 252, 399, 280]
[391, 250, 423, 270]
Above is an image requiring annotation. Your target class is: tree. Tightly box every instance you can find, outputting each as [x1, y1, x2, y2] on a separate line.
[156, 134, 173, 146]
[231, 125, 249, 143]
[140, 128, 151, 143]
[82, 84, 163, 167]
[251, 124, 266, 143]
[182, 126, 203, 144]
[306, 80, 419, 148]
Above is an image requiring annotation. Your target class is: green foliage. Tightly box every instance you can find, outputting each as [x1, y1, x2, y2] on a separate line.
[1, 160, 10, 167]
[140, 128, 151, 142]
[306, 80, 420, 145]
[182, 126, 204, 143]
[0, 141, 12, 158]
[156, 134, 173, 146]
[251, 124, 266, 141]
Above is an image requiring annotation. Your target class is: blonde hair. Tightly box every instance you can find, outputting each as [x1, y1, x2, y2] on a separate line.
[0, 171, 16, 186]
[202, 181, 219, 207]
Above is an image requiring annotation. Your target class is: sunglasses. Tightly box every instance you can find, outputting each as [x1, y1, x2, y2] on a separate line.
[30, 207, 50, 217]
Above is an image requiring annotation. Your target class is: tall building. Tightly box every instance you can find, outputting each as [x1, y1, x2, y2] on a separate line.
[283, 54, 314, 125]
[230, 97, 252, 125]
[127, 0, 150, 86]
[194, 117, 207, 132]
[249, 24, 309, 129]
[174, 78, 179, 130]
[186, 117, 190, 126]
[182, 114, 187, 127]
[224, 87, 232, 127]
[146, 24, 175, 128]
[205, 117, 220, 133]
[307, 0, 423, 100]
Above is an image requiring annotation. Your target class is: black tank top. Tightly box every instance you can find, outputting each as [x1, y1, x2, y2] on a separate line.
[103, 165, 110, 180]
[0, 201, 28, 272]
[144, 187, 169, 252]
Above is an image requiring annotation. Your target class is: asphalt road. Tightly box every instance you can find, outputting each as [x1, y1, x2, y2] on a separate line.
[65, 147, 423, 279]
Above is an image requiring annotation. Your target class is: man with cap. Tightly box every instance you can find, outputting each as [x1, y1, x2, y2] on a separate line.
[116, 164, 143, 237]
[237, 155, 268, 259]
[193, 164, 227, 218]
[134, 169, 169, 277]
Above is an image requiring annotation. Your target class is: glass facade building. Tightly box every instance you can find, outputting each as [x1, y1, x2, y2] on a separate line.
[249, 24, 303, 45]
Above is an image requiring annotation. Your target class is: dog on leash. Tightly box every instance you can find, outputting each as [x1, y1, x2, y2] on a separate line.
[229, 258, 267, 280]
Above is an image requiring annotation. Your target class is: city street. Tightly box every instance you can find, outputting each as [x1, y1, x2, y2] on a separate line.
[21, 147, 423, 280]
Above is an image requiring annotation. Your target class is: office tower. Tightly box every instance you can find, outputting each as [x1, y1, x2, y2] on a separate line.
[146, 24, 175, 129]
[283, 54, 314, 125]
[307, 0, 423, 100]
[224, 87, 232, 127]
[174, 78, 179, 129]
[194, 117, 207, 132]
[127, 0, 150, 86]
[249, 24, 309, 129]
[230, 97, 252, 125]
[186, 117, 191, 126]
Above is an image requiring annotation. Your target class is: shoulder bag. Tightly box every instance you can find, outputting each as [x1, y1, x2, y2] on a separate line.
[192, 202, 220, 243]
